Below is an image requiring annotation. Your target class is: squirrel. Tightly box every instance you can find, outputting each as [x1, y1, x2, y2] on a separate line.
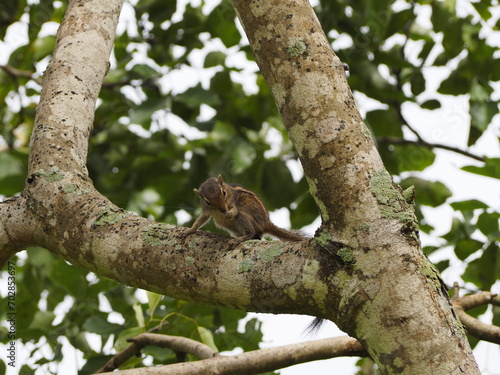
[187, 175, 305, 242]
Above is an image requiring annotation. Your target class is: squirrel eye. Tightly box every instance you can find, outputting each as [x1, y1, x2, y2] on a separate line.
[205, 199, 211, 205]
[222, 189, 227, 196]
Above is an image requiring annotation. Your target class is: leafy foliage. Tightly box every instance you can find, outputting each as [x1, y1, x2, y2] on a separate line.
[0, 0, 498, 373]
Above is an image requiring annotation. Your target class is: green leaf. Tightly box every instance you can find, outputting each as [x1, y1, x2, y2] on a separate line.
[493, 305, 500, 327]
[476, 211, 500, 239]
[454, 238, 484, 260]
[471, 1, 492, 21]
[469, 100, 498, 145]
[400, 177, 451, 207]
[130, 64, 160, 80]
[291, 192, 318, 228]
[230, 140, 257, 174]
[70, 332, 94, 353]
[197, 326, 218, 352]
[133, 303, 145, 327]
[27, 311, 56, 330]
[50, 260, 88, 297]
[19, 365, 35, 375]
[206, 1, 240, 48]
[420, 99, 441, 110]
[79, 356, 115, 375]
[385, 8, 414, 39]
[461, 158, 500, 179]
[365, 108, 402, 138]
[0, 151, 26, 195]
[462, 242, 499, 290]
[442, 217, 470, 243]
[262, 160, 297, 209]
[33, 35, 56, 61]
[175, 84, 221, 108]
[434, 259, 450, 273]
[114, 326, 146, 352]
[392, 144, 436, 172]
[438, 68, 470, 95]
[410, 71, 426, 96]
[204, 51, 226, 68]
[147, 291, 162, 318]
[129, 97, 166, 128]
[139, 0, 177, 23]
[83, 315, 122, 335]
[29, 1, 55, 41]
[450, 199, 489, 212]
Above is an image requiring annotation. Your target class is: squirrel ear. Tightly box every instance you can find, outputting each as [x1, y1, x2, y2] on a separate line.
[194, 188, 201, 197]
[217, 174, 225, 184]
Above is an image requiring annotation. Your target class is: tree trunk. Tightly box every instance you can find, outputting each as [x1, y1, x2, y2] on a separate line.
[232, 0, 479, 373]
[0, 0, 480, 374]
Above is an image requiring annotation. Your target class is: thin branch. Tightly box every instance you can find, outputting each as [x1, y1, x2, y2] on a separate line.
[378, 136, 485, 162]
[95, 341, 143, 373]
[451, 290, 500, 344]
[95, 333, 218, 373]
[387, 72, 485, 162]
[98, 336, 367, 375]
[454, 307, 500, 344]
[453, 291, 499, 310]
[129, 333, 219, 359]
[0, 65, 41, 84]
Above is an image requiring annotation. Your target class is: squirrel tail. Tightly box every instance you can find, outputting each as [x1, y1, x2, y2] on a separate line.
[266, 223, 306, 242]
[304, 317, 325, 334]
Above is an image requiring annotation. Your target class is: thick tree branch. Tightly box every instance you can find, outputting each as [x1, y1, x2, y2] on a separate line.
[0, 196, 44, 265]
[0, 0, 482, 373]
[98, 336, 366, 375]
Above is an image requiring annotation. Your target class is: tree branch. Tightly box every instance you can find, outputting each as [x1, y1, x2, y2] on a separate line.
[451, 289, 500, 344]
[96, 333, 219, 373]
[98, 336, 366, 375]
[454, 308, 500, 344]
[378, 136, 485, 162]
[0, 0, 481, 373]
[0, 64, 39, 81]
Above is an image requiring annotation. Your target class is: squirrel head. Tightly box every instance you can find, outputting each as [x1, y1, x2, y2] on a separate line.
[194, 174, 233, 212]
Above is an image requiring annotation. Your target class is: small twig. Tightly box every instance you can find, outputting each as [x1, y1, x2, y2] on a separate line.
[377, 136, 485, 162]
[452, 281, 460, 300]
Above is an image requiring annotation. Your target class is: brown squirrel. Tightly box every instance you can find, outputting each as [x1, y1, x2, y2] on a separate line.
[187, 175, 305, 242]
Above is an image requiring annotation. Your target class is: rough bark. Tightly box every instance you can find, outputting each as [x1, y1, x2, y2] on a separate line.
[0, 0, 481, 374]
[231, 0, 480, 373]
